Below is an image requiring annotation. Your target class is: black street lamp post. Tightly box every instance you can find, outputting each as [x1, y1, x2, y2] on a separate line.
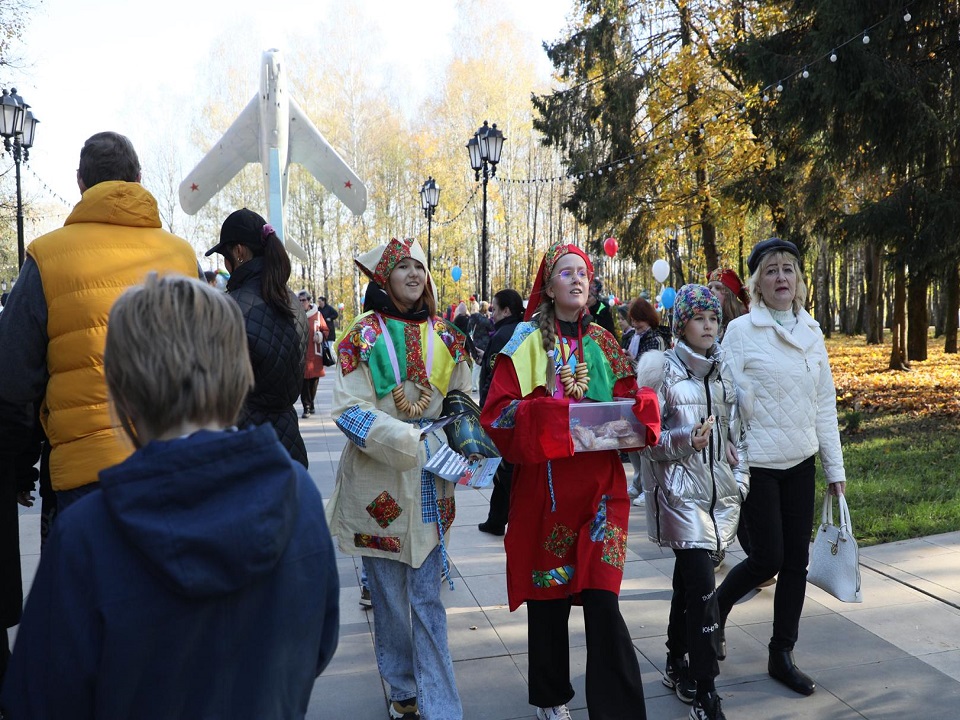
[0, 88, 39, 271]
[419, 176, 440, 269]
[465, 120, 505, 302]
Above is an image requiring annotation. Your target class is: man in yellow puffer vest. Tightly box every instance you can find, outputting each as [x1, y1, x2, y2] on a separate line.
[0, 131, 199, 513]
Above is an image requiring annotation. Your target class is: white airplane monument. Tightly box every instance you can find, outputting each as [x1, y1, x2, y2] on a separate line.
[179, 49, 367, 260]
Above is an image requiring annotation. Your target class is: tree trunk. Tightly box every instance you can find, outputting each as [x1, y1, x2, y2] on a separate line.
[907, 270, 929, 362]
[946, 262, 959, 353]
[814, 235, 830, 335]
[864, 240, 883, 344]
[889, 260, 909, 370]
[838, 247, 850, 334]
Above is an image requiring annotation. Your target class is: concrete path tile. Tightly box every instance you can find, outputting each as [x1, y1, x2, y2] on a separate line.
[320, 621, 378, 677]
[842, 600, 960, 656]
[716, 681, 864, 719]
[446, 609, 509, 662]
[817, 655, 960, 720]
[461, 572, 510, 608]
[861, 538, 955, 564]
[306, 669, 385, 720]
[452, 655, 530, 720]
[778, 613, 910, 671]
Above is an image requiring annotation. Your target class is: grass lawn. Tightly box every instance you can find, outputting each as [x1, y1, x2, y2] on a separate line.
[816, 334, 960, 546]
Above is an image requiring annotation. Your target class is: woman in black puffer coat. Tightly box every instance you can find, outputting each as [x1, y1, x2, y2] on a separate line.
[206, 208, 308, 467]
[476, 289, 524, 536]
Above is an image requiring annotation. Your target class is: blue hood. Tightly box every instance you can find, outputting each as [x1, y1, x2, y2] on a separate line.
[98, 424, 300, 598]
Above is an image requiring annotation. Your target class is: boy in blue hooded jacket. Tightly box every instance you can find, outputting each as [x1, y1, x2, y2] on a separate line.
[1, 274, 339, 719]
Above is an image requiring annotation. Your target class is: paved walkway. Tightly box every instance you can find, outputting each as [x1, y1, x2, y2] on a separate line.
[15, 374, 960, 719]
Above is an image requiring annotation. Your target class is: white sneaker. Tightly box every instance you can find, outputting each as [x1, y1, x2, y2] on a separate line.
[536, 706, 573, 720]
[633, 493, 645, 507]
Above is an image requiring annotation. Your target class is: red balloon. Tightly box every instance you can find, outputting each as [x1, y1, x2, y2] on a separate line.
[603, 237, 618, 257]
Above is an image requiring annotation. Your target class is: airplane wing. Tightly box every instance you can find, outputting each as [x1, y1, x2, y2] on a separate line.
[288, 97, 367, 215]
[179, 95, 260, 214]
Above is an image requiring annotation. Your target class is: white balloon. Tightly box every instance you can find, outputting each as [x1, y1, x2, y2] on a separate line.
[652, 259, 670, 283]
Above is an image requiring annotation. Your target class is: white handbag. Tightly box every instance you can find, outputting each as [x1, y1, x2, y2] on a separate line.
[808, 492, 863, 603]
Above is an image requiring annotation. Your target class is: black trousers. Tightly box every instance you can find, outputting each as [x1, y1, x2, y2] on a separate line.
[300, 377, 319, 413]
[527, 589, 646, 719]
[484, 461, 513, 527]
[667, 549, 720, 686]
[716, 456, 816, 651]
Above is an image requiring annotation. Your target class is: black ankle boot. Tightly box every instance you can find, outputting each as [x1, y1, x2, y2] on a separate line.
[768, 649, 815, 695]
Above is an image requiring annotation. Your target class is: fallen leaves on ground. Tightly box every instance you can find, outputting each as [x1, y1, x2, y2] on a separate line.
[827, 335, 960, 417]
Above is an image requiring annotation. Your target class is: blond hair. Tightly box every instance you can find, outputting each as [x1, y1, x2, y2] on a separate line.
[104, 274, 254, 444]
[747, 250, 808, 313]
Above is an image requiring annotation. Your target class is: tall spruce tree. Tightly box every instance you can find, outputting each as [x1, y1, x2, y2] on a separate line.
[726, 0, 960, 364]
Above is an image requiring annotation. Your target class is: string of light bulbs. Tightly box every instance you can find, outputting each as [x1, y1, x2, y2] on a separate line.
[22, 164, 74, 209]
[435, 181, 480, 227]
[493, 3, 917, 187]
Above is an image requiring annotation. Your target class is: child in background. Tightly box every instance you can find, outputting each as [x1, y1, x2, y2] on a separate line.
[0, 275, 339, 720]
[639, 284, 749, 720]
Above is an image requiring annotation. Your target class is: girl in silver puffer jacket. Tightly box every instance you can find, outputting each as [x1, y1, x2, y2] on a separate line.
[639, 284, 749, 720]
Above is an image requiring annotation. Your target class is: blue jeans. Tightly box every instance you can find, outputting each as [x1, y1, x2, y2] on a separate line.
[366, 546, 462, 720]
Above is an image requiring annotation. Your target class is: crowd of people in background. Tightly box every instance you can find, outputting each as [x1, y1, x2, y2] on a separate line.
[0, 129, 848, 720]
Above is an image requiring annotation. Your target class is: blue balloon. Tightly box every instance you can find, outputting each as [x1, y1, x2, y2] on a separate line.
[451, 265, 462, 282]
[661, 286, 677, 309]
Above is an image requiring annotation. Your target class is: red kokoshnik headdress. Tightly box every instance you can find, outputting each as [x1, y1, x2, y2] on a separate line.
[524, 242, 594, 321]
[707, 267, 750, 309]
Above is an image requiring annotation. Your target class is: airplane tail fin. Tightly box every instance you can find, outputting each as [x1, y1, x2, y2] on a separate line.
[267, 147, 308, 261]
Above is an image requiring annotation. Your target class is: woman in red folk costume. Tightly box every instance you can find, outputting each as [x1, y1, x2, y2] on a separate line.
[480, 242, 660, 720]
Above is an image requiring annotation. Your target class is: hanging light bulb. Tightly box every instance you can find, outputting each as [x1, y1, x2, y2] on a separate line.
[802, 67, 810, 79]
[763, 93, 770, 102]
[776, 83, 784, 92]
[597, 168, 603, 175]
[904, 11, 911, 22]
[863, 31, 870, 44]
[830, 51, 838, 62]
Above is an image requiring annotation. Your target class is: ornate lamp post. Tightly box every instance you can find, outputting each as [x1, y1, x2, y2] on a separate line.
[0, 88, 39, 270]
[419, 176, 440, 269]
[465, 120, 505, 302]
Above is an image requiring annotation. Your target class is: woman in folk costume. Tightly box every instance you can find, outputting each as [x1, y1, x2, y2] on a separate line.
[298, 290, 329, 418]
[479, 242, 661, 720]
[326, 237, 470, 720]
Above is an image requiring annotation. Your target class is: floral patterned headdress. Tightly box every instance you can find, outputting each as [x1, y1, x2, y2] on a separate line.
[355, 237, 437, 307]
[524, 241, 594, 321]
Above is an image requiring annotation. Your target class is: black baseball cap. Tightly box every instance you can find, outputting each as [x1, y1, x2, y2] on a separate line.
[205, 208, 269, 257]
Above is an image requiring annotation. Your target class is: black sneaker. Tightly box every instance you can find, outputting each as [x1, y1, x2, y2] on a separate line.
[708, 549, 725, 569]
[663, 654, 696, 704]
[388, 698, 420, 719]
[359, 586, 372, 608]
[689, 691, 726, 720]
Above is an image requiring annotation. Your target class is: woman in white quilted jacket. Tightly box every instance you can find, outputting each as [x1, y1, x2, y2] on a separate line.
[715, 238, 846, 698]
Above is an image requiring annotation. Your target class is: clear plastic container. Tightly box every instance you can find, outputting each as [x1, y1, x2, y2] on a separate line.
[569, 399, 646, 453]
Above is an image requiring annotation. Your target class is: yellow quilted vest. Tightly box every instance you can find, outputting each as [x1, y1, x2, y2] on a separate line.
[29, 181, 198, 491]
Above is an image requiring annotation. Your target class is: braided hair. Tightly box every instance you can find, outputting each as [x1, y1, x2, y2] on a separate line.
[536, 292, 558, 395]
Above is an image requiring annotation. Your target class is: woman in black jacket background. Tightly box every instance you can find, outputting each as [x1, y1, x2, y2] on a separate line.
[206, 208, 309, 467]
[477, 288, 524, 536]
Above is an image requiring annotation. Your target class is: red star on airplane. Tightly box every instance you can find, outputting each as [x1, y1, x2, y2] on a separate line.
[190, 183, 199, 191]
[344, 180, 352, 189]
